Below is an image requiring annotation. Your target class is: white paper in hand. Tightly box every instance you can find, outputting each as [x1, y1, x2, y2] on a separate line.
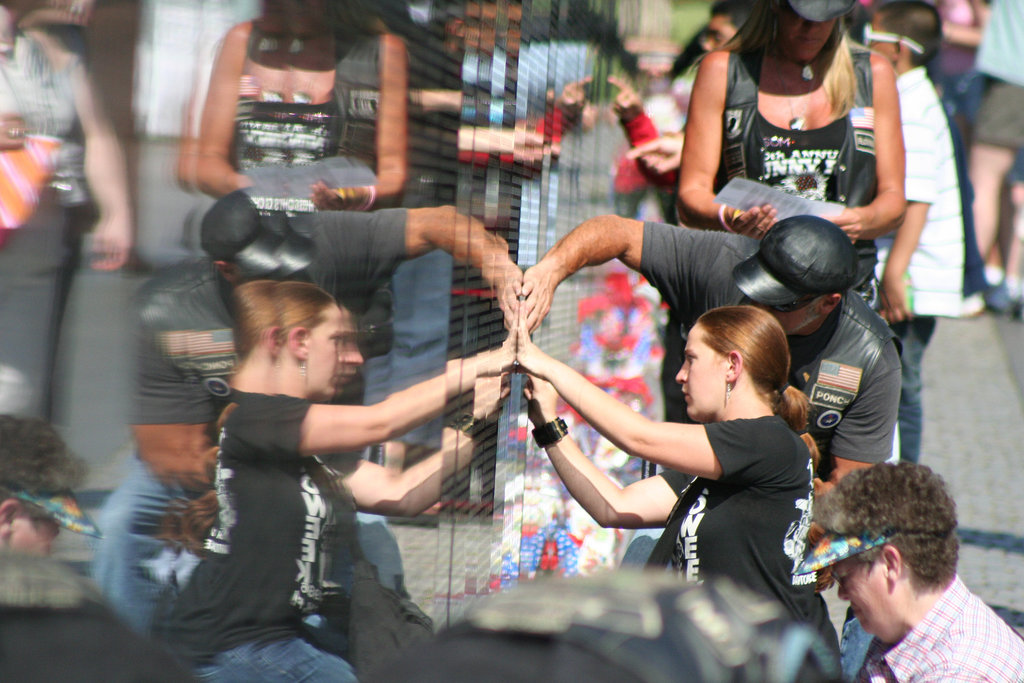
[714, 178, 845, 221]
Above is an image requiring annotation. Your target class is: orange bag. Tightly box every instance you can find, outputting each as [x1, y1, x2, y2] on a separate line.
[0, 134, 60, 229]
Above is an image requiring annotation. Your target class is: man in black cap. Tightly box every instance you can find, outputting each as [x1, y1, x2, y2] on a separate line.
[522, 213, 900, 493]
[92, 192, 521, 635]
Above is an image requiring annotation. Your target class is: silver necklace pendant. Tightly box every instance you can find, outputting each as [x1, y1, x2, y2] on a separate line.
[801, 64, 813, 81]
[789, 116, 806, 131]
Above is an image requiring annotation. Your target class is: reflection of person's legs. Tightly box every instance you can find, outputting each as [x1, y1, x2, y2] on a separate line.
[0, 203, 68, 418]
[356, 511, 408, 594]
[195, 638, 356, 683]
[377, 250, 452, 448]
[890, 317, 937, 464]
[91, 455, 185, 634]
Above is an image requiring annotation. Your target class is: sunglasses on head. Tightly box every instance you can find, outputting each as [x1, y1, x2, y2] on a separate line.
[862, 26, 924, 54]
[769, 293, 820, 312]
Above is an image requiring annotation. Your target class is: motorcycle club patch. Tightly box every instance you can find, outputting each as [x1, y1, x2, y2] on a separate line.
[810, 383, 856, 410]
[816, 409, 843, 429]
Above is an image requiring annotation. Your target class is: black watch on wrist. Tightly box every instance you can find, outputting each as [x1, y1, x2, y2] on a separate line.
[448, 414, 477, 435]
[532, 417, 568, 448]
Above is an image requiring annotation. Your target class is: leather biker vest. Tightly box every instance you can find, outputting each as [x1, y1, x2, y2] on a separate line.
[791, 294, 896, 478]
[137, 262, 237, 412]
[719, 47, 879, 283]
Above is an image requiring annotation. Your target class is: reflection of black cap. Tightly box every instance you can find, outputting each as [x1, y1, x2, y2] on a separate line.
[200, 190, 314, 280]
[786, 0, 855, 22]
[733, 215, 858, 306]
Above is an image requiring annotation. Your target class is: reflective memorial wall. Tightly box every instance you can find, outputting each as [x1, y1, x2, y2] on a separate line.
[60, 0, 679, 630]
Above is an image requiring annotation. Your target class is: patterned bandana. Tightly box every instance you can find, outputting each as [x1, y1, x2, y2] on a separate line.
[9, 488, 101, 538]
[796, 529, 890, 575]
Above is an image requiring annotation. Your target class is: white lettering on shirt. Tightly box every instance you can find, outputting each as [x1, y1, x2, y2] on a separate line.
[677, 488, 709, 583]
[204, 456, 235, 555]
[785, 459, 817, 586]
[293, 474, 328, 610]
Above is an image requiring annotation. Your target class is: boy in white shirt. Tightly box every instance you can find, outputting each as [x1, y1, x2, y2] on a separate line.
[868, 0, 968, 464]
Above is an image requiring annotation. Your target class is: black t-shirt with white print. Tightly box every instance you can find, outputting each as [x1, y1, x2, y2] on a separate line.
[660, 416, 836, 649]
[166, 391, 349, 666]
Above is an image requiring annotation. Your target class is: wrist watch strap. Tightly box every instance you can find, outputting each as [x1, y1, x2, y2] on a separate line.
[532, 417, 568, 447]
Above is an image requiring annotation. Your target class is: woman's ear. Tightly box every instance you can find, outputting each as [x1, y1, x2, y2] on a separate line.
[726, 349, 744, 382]
[286, 326, 310, 360]
[879, 543, 906, 587]
[260, 326, 281, 350]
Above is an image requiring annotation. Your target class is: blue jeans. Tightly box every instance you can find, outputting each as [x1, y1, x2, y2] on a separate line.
[0, 201, 71, 418]
[194, 638, 356, 683]
[363, 250, 451, 449]
[91, 455, 187, 634]
[620, 528, 661, 567]
[890, 317, 937, 463]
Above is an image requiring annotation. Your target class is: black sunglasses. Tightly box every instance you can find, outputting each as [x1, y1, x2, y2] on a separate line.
[768, 294, 819, 313]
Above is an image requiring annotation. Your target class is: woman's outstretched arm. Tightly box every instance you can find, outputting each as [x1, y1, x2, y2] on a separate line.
[299, 341, 514, 455]
[346, 374, 507, 516]
[525, 376, 678, 528]
[516, 318, 723, 480]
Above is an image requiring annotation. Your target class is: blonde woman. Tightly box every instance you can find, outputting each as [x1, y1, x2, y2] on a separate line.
[678, 0, 905, 295]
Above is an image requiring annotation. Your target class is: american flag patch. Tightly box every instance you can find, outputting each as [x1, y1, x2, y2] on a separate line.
[850, 107, 874, 130]
[239, 75, 260, 99]
[818, 360, 862, 392]
[160, 329, 235, 357]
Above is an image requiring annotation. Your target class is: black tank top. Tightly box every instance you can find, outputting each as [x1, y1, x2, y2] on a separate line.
[232, 97, 340, 171]
[753, 113, 847, 203]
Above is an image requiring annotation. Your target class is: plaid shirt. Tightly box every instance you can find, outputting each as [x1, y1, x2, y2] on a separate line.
[858, 575, 1024, 682]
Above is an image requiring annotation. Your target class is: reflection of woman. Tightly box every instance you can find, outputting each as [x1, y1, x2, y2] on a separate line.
[163, 280, 509, 681]
[517, 305, 836, 649]
[677, 0, 904, 292]
[0, 0, 131, 418]
[181, 0, 407, 211]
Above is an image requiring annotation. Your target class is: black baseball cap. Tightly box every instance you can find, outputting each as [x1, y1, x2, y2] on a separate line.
[200, 190, 313, 280]
[786, 0, 855, 22]
[732, 215, 859, 307]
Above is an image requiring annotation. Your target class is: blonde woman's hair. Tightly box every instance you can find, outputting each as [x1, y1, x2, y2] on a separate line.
[724, 0, 858, 119]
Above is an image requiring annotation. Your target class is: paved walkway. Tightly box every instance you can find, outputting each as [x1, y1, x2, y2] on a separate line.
[820, 314, 1024, 635]
[918, 315, 1024, 632]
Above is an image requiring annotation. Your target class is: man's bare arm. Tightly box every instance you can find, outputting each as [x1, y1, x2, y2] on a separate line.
[133, 423, 215, 490]
[522, 215, 645, 331]
[813, 456, 873, 497]
[405, 205, 523, 325]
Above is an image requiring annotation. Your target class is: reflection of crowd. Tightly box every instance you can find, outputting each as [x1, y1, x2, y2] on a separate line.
[5, 1, 1024, 681]
[0, 0, 131, 419]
